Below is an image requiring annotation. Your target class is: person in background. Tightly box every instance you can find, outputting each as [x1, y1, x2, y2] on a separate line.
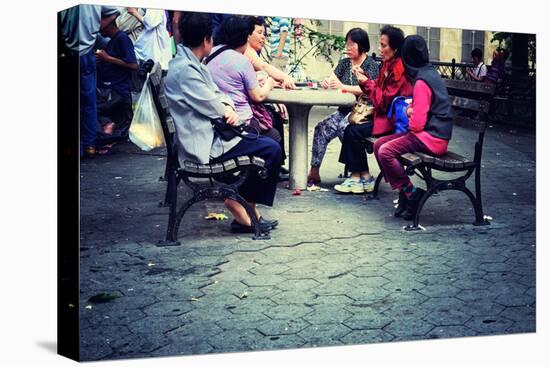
[245, 16, 296, 177]
[334, 25, 413, 194]
[95, 11, 138, 153]
[373, 35, 454, 220]
[59, 5, 120, 158]
[307, 27, 379, 184]
[207, 16, 281, 144]
[485, 48, 509, 85]
[127, 7, 172, 70]
[116, 7, 144, 43]
[466, 48, 487, 82]
[164, 12, 281, 234]
[268, 17, 291, 71]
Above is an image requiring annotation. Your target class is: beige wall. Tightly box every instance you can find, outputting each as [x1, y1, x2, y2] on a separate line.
[440, 28, 461, 63]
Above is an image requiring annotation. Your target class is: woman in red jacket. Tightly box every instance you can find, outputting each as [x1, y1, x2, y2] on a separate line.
[334, 25, 413, 194]
[373, 35, 454, 220]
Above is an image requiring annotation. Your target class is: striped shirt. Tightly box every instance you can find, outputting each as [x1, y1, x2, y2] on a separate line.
[269, 17, 291, 58]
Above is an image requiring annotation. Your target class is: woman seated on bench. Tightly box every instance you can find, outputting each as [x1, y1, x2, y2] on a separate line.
[373, 35, 453, 220]
[164, 12, 282, 234]
[334, 25, 412, 194]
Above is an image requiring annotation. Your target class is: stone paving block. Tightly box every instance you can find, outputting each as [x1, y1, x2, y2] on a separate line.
[225, 298, 277, 315]
[241, 274, 286, 287]
[460, 301, 506, 317]
[479, 262, 514, 273]
[269, 290, 318, 305]
[464, 315, 515, 335]
[207, 328, 264, 351]
[418, 284, 461, 298]
[142, 301, 193, 317]
[263, 304, 315, 320]
[345, 286, 391, 303]
[452, 277, 493, 290]
[381, 303, 431, 320]
[108, 331, 172, 358]
[256, 247, 297, 265]
[343, 312, 393, 330]
[425, 325, 478, 339]
[256, 318, 311, 336]
[214, 312, 272, 331]
[424, 308, 472, 326]
[381, 276, 426, 292]
[250, 334, 307, 351]
[350, 265, 389, 278]
[127, 315, 186, 334]
[151, 341, 213, 357]
[298, 323, 352, 347]
[347, 276, 391, 289]
[303, 304, 354, 324]
[80, 325, 132, 361]
[248, 263, 291, 276]
[340, 329, 395, 345]
[383, 317, 436, 337]
[274, 278, 321, 292]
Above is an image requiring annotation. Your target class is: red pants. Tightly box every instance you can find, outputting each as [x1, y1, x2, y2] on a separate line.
[374, 133, 434, 190]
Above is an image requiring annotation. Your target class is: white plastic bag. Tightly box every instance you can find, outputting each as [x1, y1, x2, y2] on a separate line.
[129, 78, 165, 151]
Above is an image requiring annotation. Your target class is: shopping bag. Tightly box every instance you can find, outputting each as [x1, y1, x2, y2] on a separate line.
[129, 78, 165, 151]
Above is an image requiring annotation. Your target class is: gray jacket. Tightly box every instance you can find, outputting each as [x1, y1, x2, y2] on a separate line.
[164, 45, 241, 165]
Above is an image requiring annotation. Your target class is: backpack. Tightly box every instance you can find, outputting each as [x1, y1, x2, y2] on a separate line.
[388, 96, 412, 134]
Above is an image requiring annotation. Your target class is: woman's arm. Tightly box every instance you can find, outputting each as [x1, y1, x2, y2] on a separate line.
[248, 77, 275, 102]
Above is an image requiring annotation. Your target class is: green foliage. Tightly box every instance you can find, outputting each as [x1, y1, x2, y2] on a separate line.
[287, 19, 345, 74]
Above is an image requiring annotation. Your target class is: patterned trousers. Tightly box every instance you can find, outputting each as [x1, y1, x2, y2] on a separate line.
[310, 110, 349, 167]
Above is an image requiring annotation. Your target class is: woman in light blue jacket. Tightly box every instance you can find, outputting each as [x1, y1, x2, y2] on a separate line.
[164, 12, 281, 234]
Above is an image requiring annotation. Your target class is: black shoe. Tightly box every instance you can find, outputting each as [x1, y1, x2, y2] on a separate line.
[259, 216, 278, 229]
[230, 220, 272, 233]
[394, 190, 407, 217]
[278, 172, 290, 182]
[402, 188, 426, 221]
[280, 167, 289, 175]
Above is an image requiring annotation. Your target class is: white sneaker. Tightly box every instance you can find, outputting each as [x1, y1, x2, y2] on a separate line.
[363, 176, 376, 193]
[334, 178, 365, 194]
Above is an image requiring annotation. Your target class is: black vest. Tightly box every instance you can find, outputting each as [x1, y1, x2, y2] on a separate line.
[415, 66, 454, 141]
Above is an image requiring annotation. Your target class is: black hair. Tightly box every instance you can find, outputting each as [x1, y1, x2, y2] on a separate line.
[179, 12, 213, 48]
[471, 48, 483, 59]
[248, 16, 266, 35]
[380, 25, 405, 55]
[345, 28, 370, 54]
[214, 15, 250, 48]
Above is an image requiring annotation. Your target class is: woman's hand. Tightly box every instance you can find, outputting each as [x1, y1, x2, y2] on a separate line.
[224, 107, 240, 126]
[281, 75, 296, 89]
[352, 65, 369, 85]
[321, 78, 330, 89]
[126, 7, 139, 16]
[328, 78, 342, 89]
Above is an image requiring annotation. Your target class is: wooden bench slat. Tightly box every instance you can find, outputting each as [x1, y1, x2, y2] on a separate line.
[450, 96, 490, 113]
[251, 156, 266, 168]
[400, 152, 423, 166]
[414, 152, 435, 164]
[445, 79, 495, 95]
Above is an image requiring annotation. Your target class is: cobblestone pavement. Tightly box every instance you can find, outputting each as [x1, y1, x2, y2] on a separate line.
[79, 107, 536, 361]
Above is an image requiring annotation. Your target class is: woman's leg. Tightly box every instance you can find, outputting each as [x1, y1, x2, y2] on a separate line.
[377, 133, 429, 190]
[373, 132, 407, 182]
[338, 122, 373, 174]
[310, 111, 346, 169]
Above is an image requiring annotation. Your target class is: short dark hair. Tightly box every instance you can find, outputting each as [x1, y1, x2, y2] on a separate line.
[214, 15, 250, 48]
[471, 48, 483, 59]
[345, 27, 370, 54]
[248, 16, 266, 35]
[179, 12, 213, 48]
[380, 25, 405, 55]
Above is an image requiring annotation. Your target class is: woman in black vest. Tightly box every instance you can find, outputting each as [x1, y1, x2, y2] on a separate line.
[373, 35, 453, 220]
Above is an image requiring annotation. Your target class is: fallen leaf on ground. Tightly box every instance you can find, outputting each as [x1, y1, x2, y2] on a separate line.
[204, 212, 228, 220]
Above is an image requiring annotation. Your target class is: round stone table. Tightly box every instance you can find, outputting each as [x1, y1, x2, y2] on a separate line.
[266, 88, 356, 189]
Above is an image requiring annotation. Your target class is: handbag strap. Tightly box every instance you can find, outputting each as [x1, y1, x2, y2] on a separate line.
[204, 45, 232, 65]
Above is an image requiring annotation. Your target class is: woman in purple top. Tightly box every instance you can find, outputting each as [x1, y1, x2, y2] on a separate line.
[206, 15, 281, 143]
